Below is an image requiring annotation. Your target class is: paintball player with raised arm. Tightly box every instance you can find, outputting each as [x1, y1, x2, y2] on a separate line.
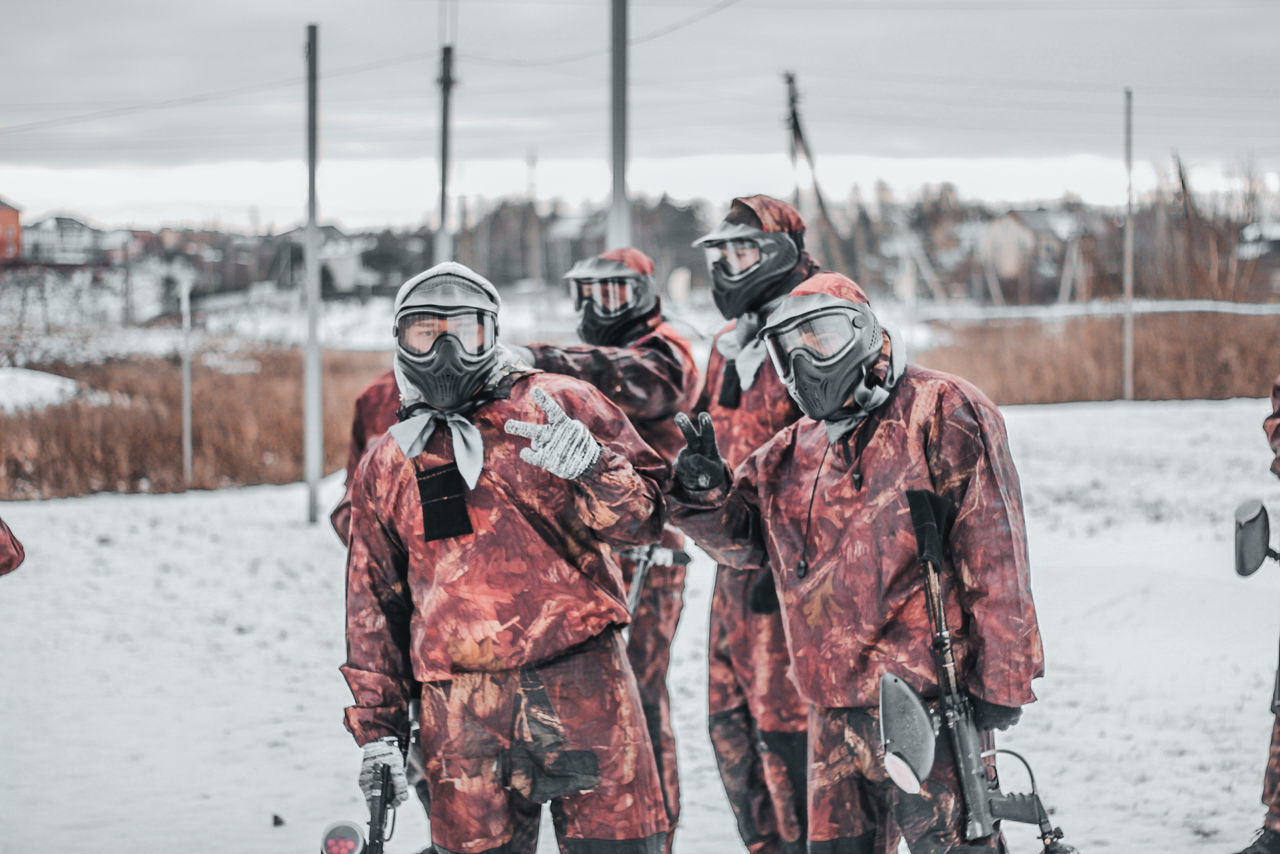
[689, 195, 821, 854]
[1235, 374, 1280, 854]
[668, 273, 1046, 853]
[510, 247, 700, 853]
[342, 261, 671, 854]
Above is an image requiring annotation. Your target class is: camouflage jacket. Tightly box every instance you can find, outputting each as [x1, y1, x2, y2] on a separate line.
[1267, 374, 1280, 478]
[331, 369, 401, 543]
[341, 370, 669, 745]
[671, 364, 1045, 710]
[528, 316, 701, 465]
[697, 322, 803, 472]
[0, 516, 23, 576]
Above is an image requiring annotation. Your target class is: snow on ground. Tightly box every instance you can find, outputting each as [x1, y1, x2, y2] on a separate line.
[0, 367, 82, 412]
[2, 396, 1279, 853]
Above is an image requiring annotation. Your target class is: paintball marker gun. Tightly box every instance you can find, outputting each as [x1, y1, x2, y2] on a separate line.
[321, 762, 397, 854]
[621, 544, 691, 643]
[879, 489, 1077, 853]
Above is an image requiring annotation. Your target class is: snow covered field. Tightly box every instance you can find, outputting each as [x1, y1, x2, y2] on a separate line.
[2, 395, 1279, 853]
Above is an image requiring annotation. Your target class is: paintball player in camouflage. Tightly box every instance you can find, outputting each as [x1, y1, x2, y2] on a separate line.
[0, 515, 24, 576]
[1235, 374, 1280, 854]
[668, 273, 1046, 853]
[688, 195, 822, 854]
[329, 368, 399, 544]
[342, 261, 671, 853]
[510, 247, 700, 853]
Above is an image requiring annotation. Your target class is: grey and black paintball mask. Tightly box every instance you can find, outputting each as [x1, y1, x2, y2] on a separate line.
[393, 262, 501, 413]
[562, 248, 659, 347]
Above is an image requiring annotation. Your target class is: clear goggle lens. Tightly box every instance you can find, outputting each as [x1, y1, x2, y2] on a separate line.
[764, 311, 857, 379]
[397, 310, 495, 357]
[704, 239, 761, 276]
[572, 278, 634, 317]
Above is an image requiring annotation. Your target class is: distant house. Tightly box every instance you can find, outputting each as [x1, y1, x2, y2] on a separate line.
[22, 214, 105, 265]
[973, 208, 1089, 303]
[1238, 222, 1280, 294]
[272, 224, 378, 297]
[0, 197, 20, 261]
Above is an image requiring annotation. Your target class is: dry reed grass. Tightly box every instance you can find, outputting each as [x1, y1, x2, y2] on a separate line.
[1, 349, 391, 499]
[5, 316, 1278, 499]
[914, 313, 1280, 405]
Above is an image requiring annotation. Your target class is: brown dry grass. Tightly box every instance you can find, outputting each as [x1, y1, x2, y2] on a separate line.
[914, 313, 1280, 405]
[1, 349, 391, 499]
[5, 316, 1278, 499]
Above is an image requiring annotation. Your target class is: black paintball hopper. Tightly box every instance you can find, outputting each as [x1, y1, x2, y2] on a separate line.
[878, 673, 937, 795]
[1236, 499, 1280, 577]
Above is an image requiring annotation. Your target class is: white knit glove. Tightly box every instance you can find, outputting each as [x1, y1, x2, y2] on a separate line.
[504, 387, 603, 481]
[358, 737, 409, 808]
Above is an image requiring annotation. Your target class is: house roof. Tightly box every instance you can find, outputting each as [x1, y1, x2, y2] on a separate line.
[1009, 209, 1080, 242]
[0, 196, 19, 212]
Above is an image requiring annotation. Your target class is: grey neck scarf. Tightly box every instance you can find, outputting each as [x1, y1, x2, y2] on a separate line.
[388, 347, 520, 489]
[715, 296, 787, 390]
[824, 328, 907, 445]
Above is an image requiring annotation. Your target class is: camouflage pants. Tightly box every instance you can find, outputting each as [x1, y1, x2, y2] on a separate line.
[417, 630, 669, 854]
[708, 565, 810, 854]
[808, 706, 1006, 854]
[1262, 714, 1280, 831]
[620, 527, 688, 854]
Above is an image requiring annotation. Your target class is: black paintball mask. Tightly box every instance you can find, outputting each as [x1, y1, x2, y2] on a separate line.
[761, 294, 884, 422]
[393, 264, 501, 413]
[693, 220, 800, 320]
[563, 254, 658, 346]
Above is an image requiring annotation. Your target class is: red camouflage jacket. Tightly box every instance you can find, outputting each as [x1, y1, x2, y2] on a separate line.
[528, 316, 701, 465]
[671, 363, 1045, 710]
[0, 516, 24, 576]
[341, 370, 669, 745]
[698, 323, 803, 471]
[331, 369, 401, 543]
[1267, 374, 1280, 478]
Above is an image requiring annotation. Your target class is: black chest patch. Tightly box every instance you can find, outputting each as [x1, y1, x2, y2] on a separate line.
[414, 460, 474, 542]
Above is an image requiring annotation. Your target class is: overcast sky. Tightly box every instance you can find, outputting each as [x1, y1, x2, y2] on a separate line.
[2, 0, 1277, 231]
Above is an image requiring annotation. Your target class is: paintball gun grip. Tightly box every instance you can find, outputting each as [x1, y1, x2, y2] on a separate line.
[366, 763, 392, 854]
[943, 694, 998, 841]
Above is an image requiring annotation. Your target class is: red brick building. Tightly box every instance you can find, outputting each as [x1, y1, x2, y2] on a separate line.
[0, 198, 20, 261]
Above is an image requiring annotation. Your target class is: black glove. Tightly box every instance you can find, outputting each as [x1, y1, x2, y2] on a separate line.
[673, 412, 727, 493]
[748, 569, 781, 614]
[970, 695, 1022, 731]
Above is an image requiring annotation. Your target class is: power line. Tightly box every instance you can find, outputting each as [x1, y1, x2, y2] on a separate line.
[461, 0, 745, 67]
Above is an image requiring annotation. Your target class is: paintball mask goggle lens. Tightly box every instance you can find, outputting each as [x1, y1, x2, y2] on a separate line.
[397, 309, 495, 357]
[763, 310, 858, 379]
[572, 278, 634, 317]
[704, 239, 761, 277]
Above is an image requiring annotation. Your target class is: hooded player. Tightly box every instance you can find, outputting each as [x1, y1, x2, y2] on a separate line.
[687, 194, 827, 854]
[342, 261, 671, 853]
[668, 273, 1045, 853]
[513, 247, 700, 852]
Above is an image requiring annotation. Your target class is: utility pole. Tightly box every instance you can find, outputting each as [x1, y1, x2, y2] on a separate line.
[181, 276, 192, 485]
[303, 23, 323, 523]
[608, 0, 631, 249]
[784, 71, 850, 278]
[435, 43, 456, 262]
[1122, 87, 1134, 401]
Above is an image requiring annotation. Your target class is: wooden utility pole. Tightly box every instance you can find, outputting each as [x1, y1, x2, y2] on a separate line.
[608, 0, 631, 249]
[303, 23, 323, 523]
[1122, 87, 1134, 400]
